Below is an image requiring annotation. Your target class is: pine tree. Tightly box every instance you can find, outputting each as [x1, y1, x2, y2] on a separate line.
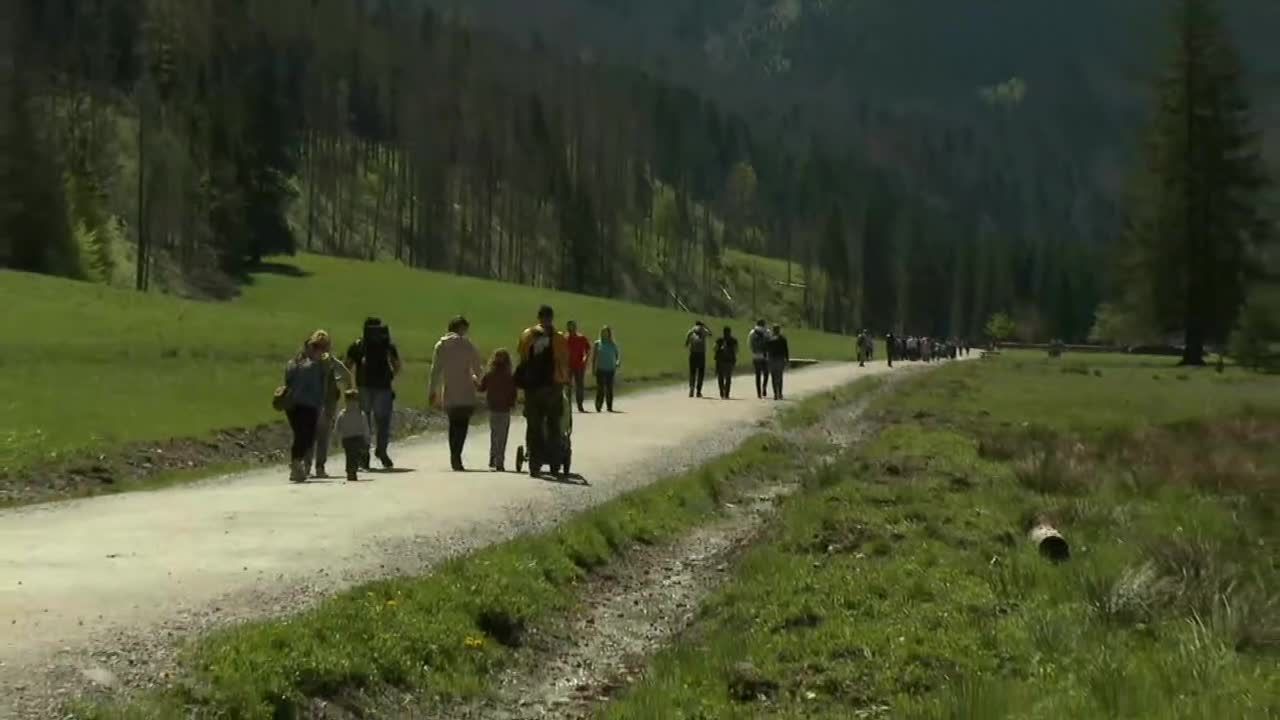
[1124, 0, 1271, 365]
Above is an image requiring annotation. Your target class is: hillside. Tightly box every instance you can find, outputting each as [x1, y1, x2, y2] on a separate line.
[0, 255, 857, 481]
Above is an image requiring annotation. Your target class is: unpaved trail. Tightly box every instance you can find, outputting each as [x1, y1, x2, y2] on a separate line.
[0, 362, 892, 713]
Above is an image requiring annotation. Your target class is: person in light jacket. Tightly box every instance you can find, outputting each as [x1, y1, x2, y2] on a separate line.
[429, 316, 484, 471]
[592, 326, 622, 412]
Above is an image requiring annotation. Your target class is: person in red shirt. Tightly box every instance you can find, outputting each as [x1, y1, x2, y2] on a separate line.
[566, 320, 592, 413]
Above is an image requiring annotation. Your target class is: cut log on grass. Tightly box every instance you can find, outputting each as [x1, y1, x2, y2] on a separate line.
[1029, 523, 1070, 562]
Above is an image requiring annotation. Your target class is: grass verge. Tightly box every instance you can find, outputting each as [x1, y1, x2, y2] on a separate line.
[601, 356, 1280, 719]
[75, 414, 843, 718]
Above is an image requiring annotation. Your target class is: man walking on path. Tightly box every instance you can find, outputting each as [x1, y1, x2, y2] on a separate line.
[766, 324, 790, 401]
[429, 316, 484, 472]
[345, 317, 401, 469]
[748, 320, 771, 399]
[885, 331, 896, 368]
[714, 327, 739, 400]
[566, 321, 592, 413]
[685, 320, 713, 398]
[518, 305, 570, 477]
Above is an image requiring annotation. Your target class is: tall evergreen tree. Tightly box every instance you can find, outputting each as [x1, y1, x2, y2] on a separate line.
[1124, 0, 1271, 365]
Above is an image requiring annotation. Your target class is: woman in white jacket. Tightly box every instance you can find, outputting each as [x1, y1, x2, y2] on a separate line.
[429, 316, 485, 471]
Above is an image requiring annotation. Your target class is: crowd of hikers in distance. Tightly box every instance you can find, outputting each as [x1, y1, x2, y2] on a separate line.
[275, 307, 969, 483]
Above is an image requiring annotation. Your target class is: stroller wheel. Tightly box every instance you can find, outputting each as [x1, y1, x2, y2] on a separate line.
[516, 446, 526, 473]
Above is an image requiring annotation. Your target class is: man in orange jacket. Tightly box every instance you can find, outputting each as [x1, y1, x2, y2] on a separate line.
[518, 305, 570, 476]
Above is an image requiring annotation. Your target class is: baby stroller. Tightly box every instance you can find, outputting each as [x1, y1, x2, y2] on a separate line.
[515, 385, 574, 476]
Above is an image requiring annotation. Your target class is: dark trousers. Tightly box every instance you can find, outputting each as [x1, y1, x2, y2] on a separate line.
[342, 436, 367, 479]
[716, 362, 734, 399]
[689, 352, 707, 396]
[753, 359, 769, 397]
[447, 406, 474, 466]
[525, 385, 563, 471]
[286, 405, 320, 461]
[769, 361, 786, 400]
[595, 371, 616, 412]
[571, 368, 587, 410]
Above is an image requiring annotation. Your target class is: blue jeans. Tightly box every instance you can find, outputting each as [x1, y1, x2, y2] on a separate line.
[360, 387, 394, 457]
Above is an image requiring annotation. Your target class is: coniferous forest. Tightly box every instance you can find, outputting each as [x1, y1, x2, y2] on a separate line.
[1, 0, 1276, 349]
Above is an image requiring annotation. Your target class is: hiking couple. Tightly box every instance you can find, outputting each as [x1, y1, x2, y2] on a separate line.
[566, 320, 623, 414]
[280, 319, 400, 483]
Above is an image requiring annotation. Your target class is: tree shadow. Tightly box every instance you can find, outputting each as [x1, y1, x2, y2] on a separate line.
[239, 261, 312, 286]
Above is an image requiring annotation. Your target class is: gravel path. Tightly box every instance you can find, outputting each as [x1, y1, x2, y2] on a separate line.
[0, 362, 894, 717]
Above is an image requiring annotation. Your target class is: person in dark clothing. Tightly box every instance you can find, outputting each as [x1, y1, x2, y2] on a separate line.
[685, 320, 713, 398]
[748, 320, 771, 399]
[885, 332, 896, 368]
[345, 317, 402, 469]
[518, 305, 570, 477]
[765, 325, 790, 400]
[714, 327, 739, 400]
[284, 336, 329, 483]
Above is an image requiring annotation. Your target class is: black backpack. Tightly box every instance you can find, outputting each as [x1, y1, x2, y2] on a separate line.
[361, 324, 393, 385]
[515, 329, 555, 390]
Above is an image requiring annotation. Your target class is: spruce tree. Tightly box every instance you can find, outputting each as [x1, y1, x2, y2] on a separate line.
[1124, 0, 1271, 365]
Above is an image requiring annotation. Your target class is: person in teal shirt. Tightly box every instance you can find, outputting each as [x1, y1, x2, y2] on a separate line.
[592, 326, 622, 412]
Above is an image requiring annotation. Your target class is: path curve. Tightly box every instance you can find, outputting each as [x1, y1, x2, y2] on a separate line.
[0, 362, 897, 709]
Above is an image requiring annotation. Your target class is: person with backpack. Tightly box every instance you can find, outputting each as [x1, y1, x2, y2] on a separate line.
[685, 320, 713, 398]
[566, 320, 592, 413]
[429, 316, 484, 472]
[592, 326, 621, 413]
[345, 317, 402, 470]
[766, 325, 791, 401]
[714, 327, 739, 400]
[748, 320, 771, 399]
[517, 305, 570, 477]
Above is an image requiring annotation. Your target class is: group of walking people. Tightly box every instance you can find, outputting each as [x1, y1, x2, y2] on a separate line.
[884, 334, 970, 367]
[684, 320, 791, 401]
[276, 306, 625, 482]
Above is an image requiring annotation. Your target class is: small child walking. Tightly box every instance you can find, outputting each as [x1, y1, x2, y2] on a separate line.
[479, 349, 518, 471]
[335, 389, 371, 482]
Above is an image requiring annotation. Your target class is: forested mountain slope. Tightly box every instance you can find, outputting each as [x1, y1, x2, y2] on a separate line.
[3, 1, 1276, 341]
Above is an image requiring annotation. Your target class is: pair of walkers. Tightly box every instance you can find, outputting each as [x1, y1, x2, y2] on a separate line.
[748, 321, 790, 400]
[566, 321, 623, 413]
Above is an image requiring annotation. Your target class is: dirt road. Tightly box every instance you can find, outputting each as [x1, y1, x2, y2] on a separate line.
[0, 362, 894, 706]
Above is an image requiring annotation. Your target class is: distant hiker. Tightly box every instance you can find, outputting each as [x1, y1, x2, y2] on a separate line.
[766, 325, 791, 401]
[335, 389, 370, 483]
[593, 326, 621, 413]
[714, 327, 739, 400]
[856, 330, 872, 368]
[301, 330, 354, 479]
[885, 332, 896, 368]
[748, 320, 771, 399]
[479, 349, 518, 472]
[429, 316, 484, 472]
[685, 320, 713, 398]
[345, 317, 401, 469]
[566, 321, 592, 413]
[283, 334, 331, 483]
[517, 305, 570, 477]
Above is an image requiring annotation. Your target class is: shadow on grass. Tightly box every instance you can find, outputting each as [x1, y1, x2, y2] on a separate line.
[238, 261, 313, 286]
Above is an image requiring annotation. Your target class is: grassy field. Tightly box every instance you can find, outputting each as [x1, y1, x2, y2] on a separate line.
[601, 355, 1280, 719]
[0, 254, 857, 475]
